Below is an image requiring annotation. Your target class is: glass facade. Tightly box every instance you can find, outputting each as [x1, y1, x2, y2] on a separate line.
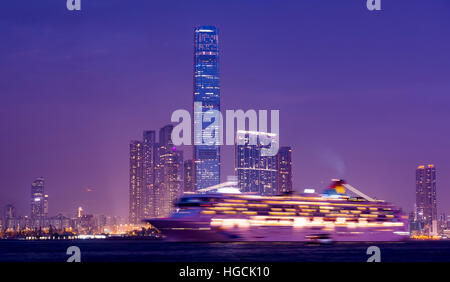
[236, 131, 278, 195]
[193, 26, 221, 190]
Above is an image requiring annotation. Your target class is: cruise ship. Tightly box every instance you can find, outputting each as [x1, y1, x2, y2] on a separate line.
[146, 180, 408, 242]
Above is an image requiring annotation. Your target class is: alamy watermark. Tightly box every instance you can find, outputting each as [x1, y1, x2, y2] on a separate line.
[66, 0, 81, 10]
[66, 246, 81, 262]
[367, 0, 381, 11]
[366, 246, 381, 262]
[171, 103, 280, 157]
[66, 1, 381, 12]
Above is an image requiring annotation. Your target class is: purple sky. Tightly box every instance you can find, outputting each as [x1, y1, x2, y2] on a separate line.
[1, 0, 449, 217]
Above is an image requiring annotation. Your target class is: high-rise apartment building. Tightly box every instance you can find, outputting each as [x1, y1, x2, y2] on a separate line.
[30, 177, 48, 227]
[438, 212, 447, 235]
[154, 125, 183, 217]
[235, 131, 278, 195]
[277, 146, 293, 194]
[184, 159, 195, 192]
[129, 141, 145, 224]
[193, 26, 221, 190]
[2, 204, 16, 231]
[415, 164, 437, 235]
[143, 130, 156, 218]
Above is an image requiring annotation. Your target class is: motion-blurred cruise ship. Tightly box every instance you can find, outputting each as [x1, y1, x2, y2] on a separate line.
[146, 180, 408, 242]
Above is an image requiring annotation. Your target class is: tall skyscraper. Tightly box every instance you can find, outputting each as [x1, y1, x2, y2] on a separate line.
[30, 177, 48, 227]
[277, 146, 293, 194]
[2, 204, 16, 231]
[143, 130, 156, 218]
[438, 212, 447, 235]
[236, 131, 278, 195]
[415, 164, 437, 236]
[184, 160, 195, 192]
[193, 26, 221, 190]
[43, 194, 49, 218]
[154, 125, 183, 217]
[129, 141, 144, 224]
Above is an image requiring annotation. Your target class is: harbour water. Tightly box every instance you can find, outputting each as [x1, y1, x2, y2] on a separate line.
[0, 240, 449, 262]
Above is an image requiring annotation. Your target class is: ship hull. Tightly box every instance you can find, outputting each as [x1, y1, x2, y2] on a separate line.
[148, 218, 408, 242]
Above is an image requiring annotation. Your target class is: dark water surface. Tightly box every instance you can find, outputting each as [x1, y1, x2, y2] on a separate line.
[0, 240, 449, 262]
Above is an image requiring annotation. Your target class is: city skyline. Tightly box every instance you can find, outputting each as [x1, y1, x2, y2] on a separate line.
[129, 26, 292, 222]
[1, 1, 450, 217]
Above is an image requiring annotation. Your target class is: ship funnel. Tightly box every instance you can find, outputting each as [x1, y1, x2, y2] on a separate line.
[328, 179, 347, 195]
[326, 179, 381, 202]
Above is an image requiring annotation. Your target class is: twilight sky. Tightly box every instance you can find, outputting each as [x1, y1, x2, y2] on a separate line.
[1, 0, 449, 217]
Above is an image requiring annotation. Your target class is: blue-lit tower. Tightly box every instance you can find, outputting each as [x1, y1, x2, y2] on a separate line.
[193, 26, 221, 190]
